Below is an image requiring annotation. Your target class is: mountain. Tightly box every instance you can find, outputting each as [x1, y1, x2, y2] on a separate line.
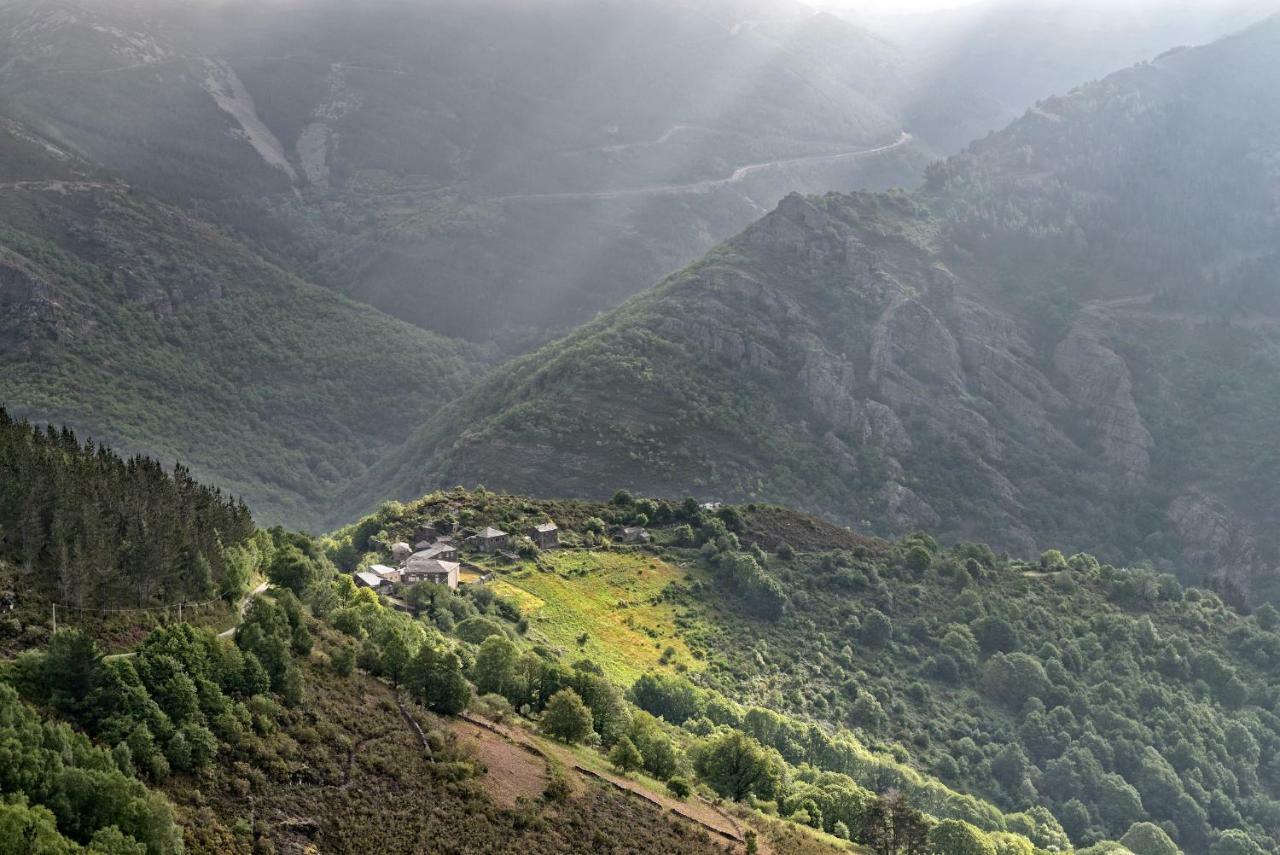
[352, 17, 1280, 601]
[0, 0, 926, 349]
[0, 117, 483, 530]
[846, 0, 1280, 153]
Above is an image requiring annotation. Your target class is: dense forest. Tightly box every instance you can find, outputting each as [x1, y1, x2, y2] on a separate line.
[0, 408, 254, 610]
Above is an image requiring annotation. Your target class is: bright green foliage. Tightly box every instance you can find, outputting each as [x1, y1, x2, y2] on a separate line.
[608, 737, 644, 774]
[473, 636, 520, 698]
[541, 688, 594, 744]
[454, 617, 507, 644]
[691, 729, 781, 801]
[0, 684, 181, 853]
[1119, 822, 1180, 855]
[930, 820, 997, 855]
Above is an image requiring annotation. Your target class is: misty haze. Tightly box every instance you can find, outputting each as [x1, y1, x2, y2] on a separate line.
[1, 1, 1279, 853]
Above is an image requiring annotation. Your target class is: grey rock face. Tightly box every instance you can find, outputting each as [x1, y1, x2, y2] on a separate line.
[1053, 321, 1154, 481]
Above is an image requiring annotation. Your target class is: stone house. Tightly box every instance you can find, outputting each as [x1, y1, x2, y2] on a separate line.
[529, 522, 559, 549]
[472, 526, 509, 553]
[401, 557, 460, 590]
[615, 526, 651, 544]
[415, 542, 459, 562]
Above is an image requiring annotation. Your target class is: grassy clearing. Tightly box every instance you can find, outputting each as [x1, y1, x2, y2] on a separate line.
[491, 551, 709, 684]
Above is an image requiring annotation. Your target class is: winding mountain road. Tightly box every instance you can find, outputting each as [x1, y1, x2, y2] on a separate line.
[496, 131, 912, 203]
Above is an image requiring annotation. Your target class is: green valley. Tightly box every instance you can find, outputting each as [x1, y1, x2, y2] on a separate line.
[0, 120, 485, 530]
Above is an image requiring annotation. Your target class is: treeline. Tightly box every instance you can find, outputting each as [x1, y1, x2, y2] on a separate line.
[0, 408, 255, 609]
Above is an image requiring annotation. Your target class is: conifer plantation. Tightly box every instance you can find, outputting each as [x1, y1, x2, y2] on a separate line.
[0, 407, 254, 610]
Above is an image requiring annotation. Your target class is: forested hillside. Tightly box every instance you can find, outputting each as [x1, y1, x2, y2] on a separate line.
[0, 118, 484, 530]
[324, 488, 1280, 854]
[3, 418, 1276, 853]
[357, 17, 1280, 602]
[0, 0, 925, 347]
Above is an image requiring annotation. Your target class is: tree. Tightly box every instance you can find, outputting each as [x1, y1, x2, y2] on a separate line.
[609, 737, 644, 774]
[1040, 549, 1068, 571]
[861, 609, 893, 648]
[981, 653, 1049, 708]
[972, 615, 1020, 654]
[692, 729, 779, 801]
[1119, 822, 1179, 855]
[541, 688, 594, 743]
[1254, 603, 1279, 631]
[407, 645, 471, 715]
[380, 634, 412, 687]
[472, 635, 519, 699]
[1209, 830, 1265, 855]
[41, 629, 102, 716]
[266, 545, 315, 596]
[929, 820, 997, 855]
[332, 645, 355, 677]
[664, 776, 690, 799]
[631, 673, 704, 724]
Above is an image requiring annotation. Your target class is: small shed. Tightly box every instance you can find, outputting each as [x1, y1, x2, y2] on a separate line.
[615, 526, 651, 544]
[390, 542, 413, 564]
[355, 571, 391, 590]
[472, 526, 509, 554]
[528, 522, 559, 550]
[414, 524, 439, 543]
[370, 564, 400, 581]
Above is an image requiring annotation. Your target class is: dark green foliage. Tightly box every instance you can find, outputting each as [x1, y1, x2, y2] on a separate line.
[0, 409, 254, 609]
[689, 535, 1280, 850]
[406, 644, 471, 714]
[861, 610, 894, 648]
[665, 776, 691, 800]
[631, 673, 705, 725]
[1119, 822, 1180, 855]
[267, 545, 318, 596]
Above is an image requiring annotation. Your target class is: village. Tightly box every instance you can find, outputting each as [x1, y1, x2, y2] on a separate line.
[351, 518, 653, 599]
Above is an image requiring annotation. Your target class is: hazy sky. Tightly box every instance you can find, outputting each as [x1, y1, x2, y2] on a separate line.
[815, 0, 986, 10]
[814, 0, 1262, 12]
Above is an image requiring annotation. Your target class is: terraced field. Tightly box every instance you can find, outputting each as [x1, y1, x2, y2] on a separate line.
[489, 551, 711, 684]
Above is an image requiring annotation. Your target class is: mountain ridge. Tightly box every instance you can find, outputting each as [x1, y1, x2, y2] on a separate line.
[347, 17, 1280, 601]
